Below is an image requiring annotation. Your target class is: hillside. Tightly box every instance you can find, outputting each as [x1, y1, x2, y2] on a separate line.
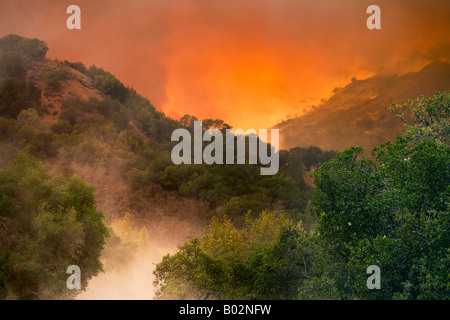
[0, 34, 318, 224]
[1, 34, 448, 300]
[0, 34, 222, 299]
[274, 61, 450, 151]
[0, 35, 323, 298]
[25, 58, 104, 124]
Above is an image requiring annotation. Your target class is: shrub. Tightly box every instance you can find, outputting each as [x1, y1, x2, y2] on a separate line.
[0, 51, 24, 78]
[0, 34, 23, 52]
[87, 66, 128, 102]
[50, 119, 73, 135]
[60, 99, 90, 125]
[17, 108, 44, 129]
[15, 38, 48, 59]
[44, 70, 68, 90]
[0, 78, 41, 118]
[64, 60, 87, 74]
[0, 35, 48, 59]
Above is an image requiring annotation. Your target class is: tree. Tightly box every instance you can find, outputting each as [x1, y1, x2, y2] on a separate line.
[17, 108, 44, 130]
[180, 114, 198, 129]
[64, 60, 87, 74]
[389, 92, 449, 146]
[0, 51, 24, 78]
[0, 78, 41, 118]
[15, 38, 48, 59]
[153, 211, 324, 300]
[312, 92, 449, 299]
[0, 34, 24, 52]
[59, 98, 88, 125]
[0, 35, 48, 60]
[0, 153, 108, 299]
[87, 65, 128, 103]
[283, 146, 336, 173]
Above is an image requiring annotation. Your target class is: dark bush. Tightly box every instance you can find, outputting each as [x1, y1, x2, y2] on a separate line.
[0, 35, 48, 59]
[59, 99, 90, 125]
[0, 34, 23, 52]
[50, 119, 73, 135]
[15, 38, 48, 59]
[87, 66, 128, 102]
[44, 70, 68, 90]
[96, 96, 121, 117]
[64, 60, 87, 74]
[0, 51, 24, 78]
[0, 78, 41, 118]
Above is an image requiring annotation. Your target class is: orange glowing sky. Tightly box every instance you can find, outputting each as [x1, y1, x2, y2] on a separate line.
[0, 0, 449, 129]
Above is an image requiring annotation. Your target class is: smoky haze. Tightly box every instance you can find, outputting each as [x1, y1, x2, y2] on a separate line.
[1, 0, 449, 299]
[0, 0, 449, 130]
[42, 158, 213, 300]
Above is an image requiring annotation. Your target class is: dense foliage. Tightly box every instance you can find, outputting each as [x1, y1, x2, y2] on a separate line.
[44, 70, 68, 90]
[313, 140, 449, 299]
[0, 35, 324, 299]
[0, 34, 48, 60]
[153, 211, 329, 299]
[0, 154, 108, 299]
[57, 49, 322, 227]
[154, 92, 449, 300]
[0, 78, 41, 119]
[1, 35, 446, 300]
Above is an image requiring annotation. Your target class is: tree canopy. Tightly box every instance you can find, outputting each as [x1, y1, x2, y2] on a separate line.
[153, 92, 449, 300]
[0, 154, 108, 299]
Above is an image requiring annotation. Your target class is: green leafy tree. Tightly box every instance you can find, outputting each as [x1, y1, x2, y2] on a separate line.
[153, 211, 325, 300]
[389, 92, 449, 146]
[312, 92, 449, 299]
[0, 153, 108, 299]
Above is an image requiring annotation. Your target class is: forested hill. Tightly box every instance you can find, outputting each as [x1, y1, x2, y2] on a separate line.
[0, 34, 178, 142]
[0, 34, 328, 232]
[274, 61, 450, 151]
[0, 34, 326, 299]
